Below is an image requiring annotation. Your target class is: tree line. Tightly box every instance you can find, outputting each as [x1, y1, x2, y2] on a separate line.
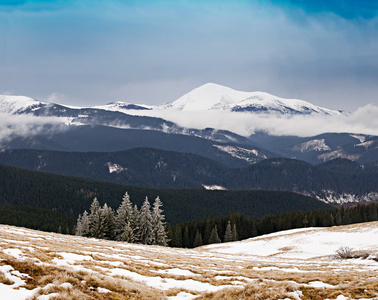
[75, 192, 168, 246]
[167, 202, 378, 248]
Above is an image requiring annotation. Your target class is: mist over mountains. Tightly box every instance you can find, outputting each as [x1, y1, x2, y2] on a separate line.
[0, 83, 377, 206]
[0, 83, 377, 166]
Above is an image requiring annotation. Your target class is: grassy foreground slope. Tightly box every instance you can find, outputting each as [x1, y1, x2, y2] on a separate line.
[0, 222, 377, 299]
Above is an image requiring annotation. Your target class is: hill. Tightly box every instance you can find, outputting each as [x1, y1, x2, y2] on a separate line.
[0, 222, 377, 299]
[0, 149, 377, 204]
[0, 163, 331, 228]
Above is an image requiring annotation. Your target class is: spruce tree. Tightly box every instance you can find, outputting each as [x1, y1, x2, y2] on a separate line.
[137, 197, 154, 245]
[151, 196, 167, 246]
[76, 210, 90, 236]
[75, 214, 83, 236]
[183, 225, 190, 248]
[98, 203, 115, 240]
[231, 223, 238, 241]
[193, 230, 203, 248]
[208, 225, 221, 244]
[224, 221, 232, 242]
[115, 192, 134, 241]
[89, 198, 101, 238]
[120, 221, 135, 243]
[132, 204, 140, 243]
[171, 226, 183, 247]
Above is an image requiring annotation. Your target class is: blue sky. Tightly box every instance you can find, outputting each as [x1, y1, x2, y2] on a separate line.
[1, 0, 377, 110]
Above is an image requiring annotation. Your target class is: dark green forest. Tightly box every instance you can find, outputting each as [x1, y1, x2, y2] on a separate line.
[0, 149, 376, 197]
[1, 163, 376, 248]
[0, 163, 331, 226]
[167, 203, 378, 248]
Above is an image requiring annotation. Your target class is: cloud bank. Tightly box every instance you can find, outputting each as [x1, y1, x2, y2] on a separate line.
[130, 104, 378, 137]
[0, 114, 68, 144]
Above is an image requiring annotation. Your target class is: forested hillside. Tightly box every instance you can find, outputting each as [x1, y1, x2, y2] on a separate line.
[0, 149, 377, 203]
[0, 163, 331, 228]
[168, 203, 378, 248]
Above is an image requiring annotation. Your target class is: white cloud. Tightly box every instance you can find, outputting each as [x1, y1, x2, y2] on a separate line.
[0, 114, 68, 143]
[129, 104, 378, 137]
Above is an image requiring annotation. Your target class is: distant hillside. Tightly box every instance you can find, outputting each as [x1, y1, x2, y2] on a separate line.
[0, 148, 377, 204]
[249, 132, 378, 164]
[3, 125, 272, 168]
[0, 163, 331, 228]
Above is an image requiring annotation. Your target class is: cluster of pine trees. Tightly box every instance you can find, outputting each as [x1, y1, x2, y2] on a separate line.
[75, 192, 167, 246]
[168, 203, 378, 248]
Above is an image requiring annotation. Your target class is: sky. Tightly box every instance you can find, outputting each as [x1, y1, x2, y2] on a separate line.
[1, 0, 378, 111]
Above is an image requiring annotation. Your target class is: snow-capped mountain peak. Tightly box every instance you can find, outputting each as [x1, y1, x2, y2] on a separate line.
[0, 95, 49, 114]
[163, 83, 342, 115]
[163, 83, 252, 111]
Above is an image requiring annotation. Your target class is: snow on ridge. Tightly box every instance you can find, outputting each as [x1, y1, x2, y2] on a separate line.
[0, 94, 47, 114]
[161, 83, 341, 116]
[213, 144, 267, 161]
[350, 134, 366, 143]
[292, 139, 331, 153]
[317, 190, 378, 205]
[94, 101, 153, 113]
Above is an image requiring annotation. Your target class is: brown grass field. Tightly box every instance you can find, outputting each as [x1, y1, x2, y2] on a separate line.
[1, 222, 377, 299]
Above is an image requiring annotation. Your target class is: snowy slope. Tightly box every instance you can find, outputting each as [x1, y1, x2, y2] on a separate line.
[94, 101, 153, 112]
[202, 221, 378, 259]
[0, 95, 50, 114]
[162, 83, 342, 115]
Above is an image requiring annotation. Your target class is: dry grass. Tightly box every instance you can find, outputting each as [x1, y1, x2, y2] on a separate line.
[1, 223, 378, 299]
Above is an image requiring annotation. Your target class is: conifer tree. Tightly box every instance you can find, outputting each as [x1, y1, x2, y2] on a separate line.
[171, 226, 183, 247]
[151, 196, 167, 246]
[75, 214, 83, 236]
[204, 216, 215, 244]
[76, 210, 90, 236]
[208, 225, 221, 244]
[224, 221, 232, 242]
[193, 230, 203, 248]
[88, 198, 101, 238]
[132, 204, 140, 242]
[231, 223, 238, 241]
[115, 192, 134, 241]
[98, 203, 115, 240]
[183, 225, 190, 248]
[137, 197, 154, 245]
[120, 221, 135, 243]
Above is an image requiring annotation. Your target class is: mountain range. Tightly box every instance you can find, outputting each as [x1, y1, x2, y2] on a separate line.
[0, 83, 377, 206]
[0, 148, 376, 204]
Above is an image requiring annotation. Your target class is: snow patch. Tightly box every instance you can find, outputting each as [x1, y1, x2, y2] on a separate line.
[97, 287, 111, 293]
[317, 190, 378, 204]
[308, 281, 335, 288]
[202, 185, 227, 190]
[213, 145, 266, 162]
[318, 149, 360, 162]
[106, 162, 126, 174]
[109, 268, 230, 292]
[355, 140, 375, 150]
[350, 134, 366, 143]
[292, 139, 330, 153]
